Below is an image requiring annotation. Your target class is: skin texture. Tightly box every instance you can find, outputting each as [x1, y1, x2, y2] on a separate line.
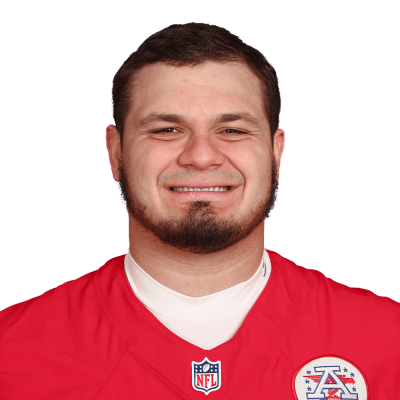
[106, 61, 285, 296]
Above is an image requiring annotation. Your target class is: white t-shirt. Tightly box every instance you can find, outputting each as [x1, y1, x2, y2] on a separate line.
[124, 250, 271, 350]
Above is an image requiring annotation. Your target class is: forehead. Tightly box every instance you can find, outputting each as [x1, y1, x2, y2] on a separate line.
[128, 61, 266, 124]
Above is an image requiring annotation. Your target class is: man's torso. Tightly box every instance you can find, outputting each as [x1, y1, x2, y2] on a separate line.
[1, 251, 399, 399]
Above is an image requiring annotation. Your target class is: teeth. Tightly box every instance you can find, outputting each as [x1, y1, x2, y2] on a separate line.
[171, 186, 230, 192]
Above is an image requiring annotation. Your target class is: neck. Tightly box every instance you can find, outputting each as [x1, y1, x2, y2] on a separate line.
[128, 216, 265, 297]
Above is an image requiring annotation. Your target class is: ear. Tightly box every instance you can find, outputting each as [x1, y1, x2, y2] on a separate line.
[273, 129, 285, 179]
[106, 125, 122, 182]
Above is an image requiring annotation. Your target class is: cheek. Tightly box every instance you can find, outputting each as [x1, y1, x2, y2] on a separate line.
[229, 143, 270, 181]
[228, 144, 272, 203]
[126, 141, 176, 190]
[122, 145, 149, 194]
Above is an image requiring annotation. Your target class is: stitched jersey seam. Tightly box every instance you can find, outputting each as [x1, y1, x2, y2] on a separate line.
[92, 346, 129, 400]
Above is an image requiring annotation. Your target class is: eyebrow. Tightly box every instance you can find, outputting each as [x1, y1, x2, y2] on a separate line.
[138, 113, 186, 128]
[137, 112, 262, 129]
[212, 112, 262, 129]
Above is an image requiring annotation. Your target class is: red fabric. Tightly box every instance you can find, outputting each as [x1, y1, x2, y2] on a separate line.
[1, 251, 399, 399]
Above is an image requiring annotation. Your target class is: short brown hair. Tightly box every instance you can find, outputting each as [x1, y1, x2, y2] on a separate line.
[112, 23, 281, 140]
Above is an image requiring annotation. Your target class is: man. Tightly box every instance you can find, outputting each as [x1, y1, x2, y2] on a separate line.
[0, 23, 399, 399]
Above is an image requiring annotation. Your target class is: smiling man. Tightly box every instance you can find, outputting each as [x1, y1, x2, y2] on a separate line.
[107, 60, 283, 298]
[1, 23, 399, 399]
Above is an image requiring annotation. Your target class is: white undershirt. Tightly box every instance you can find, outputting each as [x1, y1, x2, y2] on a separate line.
[124, 250, 271, 350]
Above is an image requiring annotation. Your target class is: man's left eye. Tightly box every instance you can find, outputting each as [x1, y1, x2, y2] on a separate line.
[223, 129, 247, 134]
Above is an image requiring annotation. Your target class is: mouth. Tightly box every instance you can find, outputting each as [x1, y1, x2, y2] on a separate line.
[169, 186, 231, 192]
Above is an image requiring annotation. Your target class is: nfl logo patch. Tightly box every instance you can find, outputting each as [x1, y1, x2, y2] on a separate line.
[192, 357, 221, 395]
[293, 355, 369, 400]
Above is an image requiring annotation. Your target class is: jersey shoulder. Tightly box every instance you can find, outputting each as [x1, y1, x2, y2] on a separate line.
[269, 249, 400, 312]
[269, 251, 400, 395]
[0, 255, 123, 330]
[0, 255, 129, 399]
[270, 251, 400, 354]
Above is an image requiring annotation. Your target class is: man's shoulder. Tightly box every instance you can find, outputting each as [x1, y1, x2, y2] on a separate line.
[0, 255, 129, 398]
[269, 249, 400, 314]
[268, 250, 400, 390]
[0, 255, 125, 335]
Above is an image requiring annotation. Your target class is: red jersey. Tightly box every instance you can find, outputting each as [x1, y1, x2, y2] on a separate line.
[1, 251, 399, 399]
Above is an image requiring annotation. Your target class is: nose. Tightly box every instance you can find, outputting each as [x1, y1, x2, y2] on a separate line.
[178, 132, 225, 171]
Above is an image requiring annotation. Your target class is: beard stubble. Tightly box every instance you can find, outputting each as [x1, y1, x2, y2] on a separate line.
[118, 161, 278, 254]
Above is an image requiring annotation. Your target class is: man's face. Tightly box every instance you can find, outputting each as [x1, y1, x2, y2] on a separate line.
[108, 61, 284, 253]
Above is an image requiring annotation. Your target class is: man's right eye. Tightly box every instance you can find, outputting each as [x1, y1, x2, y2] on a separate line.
[152, 128, 179, 134]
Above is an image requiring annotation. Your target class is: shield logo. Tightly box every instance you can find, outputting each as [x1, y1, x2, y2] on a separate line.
[192, 357, 221, 395]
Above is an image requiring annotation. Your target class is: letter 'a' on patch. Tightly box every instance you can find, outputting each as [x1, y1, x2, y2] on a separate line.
[192, 357, 221, 395]
[292, 356, 369, 400]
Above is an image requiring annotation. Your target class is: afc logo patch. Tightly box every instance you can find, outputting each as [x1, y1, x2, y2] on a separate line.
[293, 356, 368, 399]
[192, 357, 221, 395]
